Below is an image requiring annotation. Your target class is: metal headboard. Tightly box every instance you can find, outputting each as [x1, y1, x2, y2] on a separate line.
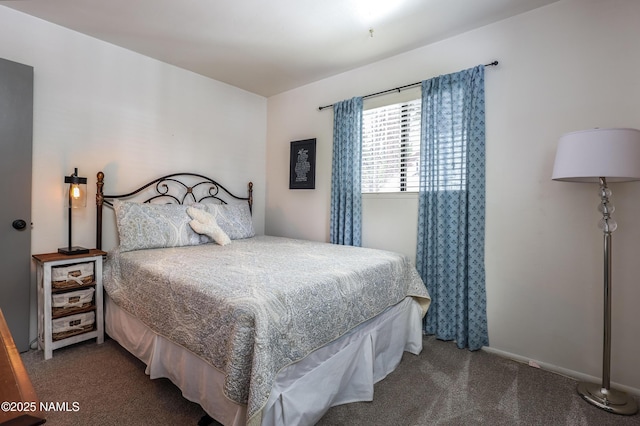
[96, 171, 253, 250]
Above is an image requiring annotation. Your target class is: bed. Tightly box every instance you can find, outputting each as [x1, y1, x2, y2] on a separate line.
[96, 171, 431, 426]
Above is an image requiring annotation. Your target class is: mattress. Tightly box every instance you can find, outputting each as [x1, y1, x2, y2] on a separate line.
[106, 293, 424, 425]
[103, 235, 430, 425]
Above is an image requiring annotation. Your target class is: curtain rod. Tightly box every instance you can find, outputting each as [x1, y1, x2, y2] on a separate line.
[318, 60, 498, 111]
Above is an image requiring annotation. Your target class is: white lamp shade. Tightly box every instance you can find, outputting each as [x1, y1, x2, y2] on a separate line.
[552, 128, 640, 183]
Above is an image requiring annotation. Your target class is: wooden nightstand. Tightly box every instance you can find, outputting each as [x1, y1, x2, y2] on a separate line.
[32, 250, 106, 360]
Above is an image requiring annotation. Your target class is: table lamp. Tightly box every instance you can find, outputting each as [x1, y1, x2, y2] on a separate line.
[58, 168, 89, 255]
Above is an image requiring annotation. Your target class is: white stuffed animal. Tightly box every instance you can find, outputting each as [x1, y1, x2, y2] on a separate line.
[186, 206, 231, 246]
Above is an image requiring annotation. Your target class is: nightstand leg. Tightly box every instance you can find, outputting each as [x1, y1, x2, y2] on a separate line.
[43, 264, 53, 360]
[95, 258, 104, 344]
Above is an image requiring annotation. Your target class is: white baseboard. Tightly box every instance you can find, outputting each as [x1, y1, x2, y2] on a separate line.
[481, 346, 640, 397]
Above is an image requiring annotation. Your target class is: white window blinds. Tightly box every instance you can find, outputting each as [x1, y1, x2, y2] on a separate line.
[362, 96, 467, 193]
[362, 99, 421, 193]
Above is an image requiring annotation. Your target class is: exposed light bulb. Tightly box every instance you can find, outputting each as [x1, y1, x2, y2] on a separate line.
[71, 184, 81, 199]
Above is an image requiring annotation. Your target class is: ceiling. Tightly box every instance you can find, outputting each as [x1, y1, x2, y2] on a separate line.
[1, 0, 560, 97]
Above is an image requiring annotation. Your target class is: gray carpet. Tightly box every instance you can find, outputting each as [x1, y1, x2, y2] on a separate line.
[20, 336, 640, 425]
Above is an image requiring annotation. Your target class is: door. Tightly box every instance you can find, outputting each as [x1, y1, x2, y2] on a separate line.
[0, 57, 33, 352]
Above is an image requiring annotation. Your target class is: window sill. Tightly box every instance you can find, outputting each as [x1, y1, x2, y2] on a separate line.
[362, 192, 418, 200]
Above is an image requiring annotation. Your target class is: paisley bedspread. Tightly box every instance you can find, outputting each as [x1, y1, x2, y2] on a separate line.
[103, 235, 430, 424]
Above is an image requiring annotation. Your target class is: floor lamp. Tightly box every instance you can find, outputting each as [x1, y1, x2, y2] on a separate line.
[552, 127, 640, 415]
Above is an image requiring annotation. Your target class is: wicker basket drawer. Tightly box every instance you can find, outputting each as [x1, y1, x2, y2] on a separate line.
[52, 311, 95, 341]
[52, 288, 95, 308]
[51, 288, 95, 317]
[52, 261, 94, 289]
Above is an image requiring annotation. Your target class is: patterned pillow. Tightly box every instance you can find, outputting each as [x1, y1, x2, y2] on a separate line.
[113, 200, 203, 252]
[199, 202, 255, 240]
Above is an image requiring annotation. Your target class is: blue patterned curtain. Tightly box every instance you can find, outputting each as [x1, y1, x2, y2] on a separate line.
[416, 65, 488, 350]
[330, 97, 363, 246]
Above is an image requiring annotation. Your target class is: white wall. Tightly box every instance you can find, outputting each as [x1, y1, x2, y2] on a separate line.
[266, 0, 640, 392]
[0, 6, 267, 340]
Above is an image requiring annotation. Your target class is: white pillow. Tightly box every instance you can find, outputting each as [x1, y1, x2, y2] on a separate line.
[186, 207, 231, 246]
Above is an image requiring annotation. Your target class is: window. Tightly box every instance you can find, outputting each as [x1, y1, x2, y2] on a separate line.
[361, 96, 467, 193]
[361, 99, 421, 193]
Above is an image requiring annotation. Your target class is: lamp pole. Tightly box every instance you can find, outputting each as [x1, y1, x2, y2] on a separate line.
[575, 178, 637, 415]
[67, 182, 73, 252]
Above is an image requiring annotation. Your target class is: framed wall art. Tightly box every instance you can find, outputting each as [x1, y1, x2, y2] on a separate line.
[289, 138, 316, 189]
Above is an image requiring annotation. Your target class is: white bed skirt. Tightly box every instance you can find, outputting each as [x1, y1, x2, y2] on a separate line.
[105, 295, 424, 426]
